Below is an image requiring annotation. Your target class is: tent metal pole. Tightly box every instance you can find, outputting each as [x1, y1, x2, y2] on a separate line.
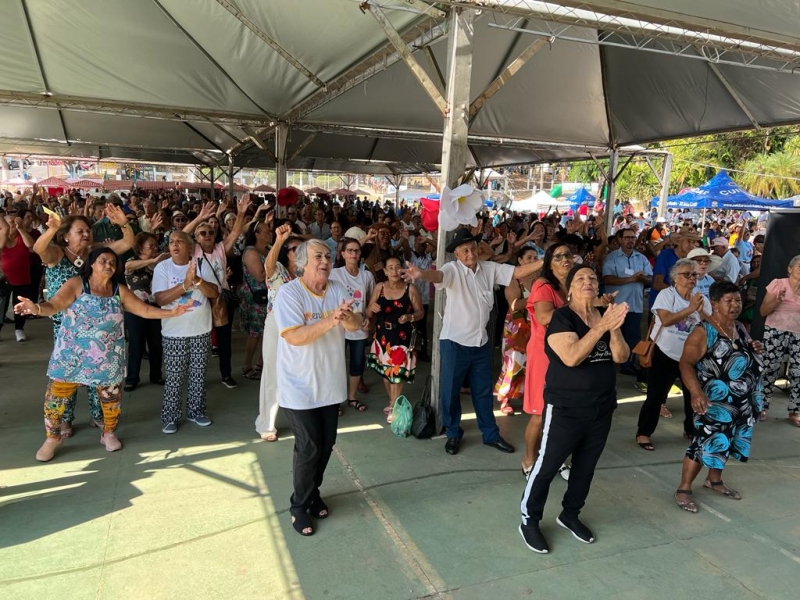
[603, 148, 617, 235]
[432, 7, 476, 423]
[657, 153, 673, 220]
[275, 124, 289, 217]
[700, 208, 707, 233]
[228, 153, 235, 203]
[209, 166, 215, 200]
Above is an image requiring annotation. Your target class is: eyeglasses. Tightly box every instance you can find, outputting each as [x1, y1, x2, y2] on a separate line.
[552, 252, 574, 262]
[677, 272, 698, 279]
[693, 258, 710, 264]
[344, 248, 361, 254]
[174, 218, 187, 223]
[196, 231, 213, 237]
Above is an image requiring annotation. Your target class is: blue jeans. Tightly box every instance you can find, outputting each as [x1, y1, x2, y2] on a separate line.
[620, 311, 642, 373]
[439, 339, 500, 443]
[345, 338, 368, 377]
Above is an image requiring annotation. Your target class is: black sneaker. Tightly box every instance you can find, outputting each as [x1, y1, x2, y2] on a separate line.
[518, 523, 549, 554]
[221, 376, 238, 389]
[556, 513, 594, 544]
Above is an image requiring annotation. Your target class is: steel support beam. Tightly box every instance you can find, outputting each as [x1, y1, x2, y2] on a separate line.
[421, 46, 446, 94]
[0, 90, 270, 127]
[227, 153, 235, 201]
[432, 7, 476, 423]
[213, 0, 326, 88]
[275, 123, 289, 190]
[288, 132, 318, 161]
[657, 153, 673, 219]
[469, 37, 547, 121]
[708, 63, 762, 130]
[603, 149, 618, 235]
[363, 1, 447, 114]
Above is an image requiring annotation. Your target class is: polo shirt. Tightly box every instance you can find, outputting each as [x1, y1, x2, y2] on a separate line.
[601, 248, 652, 313]
[435, 260, 514, 347]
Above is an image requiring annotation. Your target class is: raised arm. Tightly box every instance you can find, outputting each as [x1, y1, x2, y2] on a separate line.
[102, 206, 135, 255]
[14, 277, 82, 316]
[183, 202, 217, 234]
[33, 213, 64, 266]
[223, 195, 252, 256]
[400, 263, 443, 284]
[119, 286, 192, 319]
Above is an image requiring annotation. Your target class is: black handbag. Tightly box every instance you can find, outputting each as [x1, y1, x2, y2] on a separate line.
[243, 268, 269, 305]
[411, 375, 436, 439]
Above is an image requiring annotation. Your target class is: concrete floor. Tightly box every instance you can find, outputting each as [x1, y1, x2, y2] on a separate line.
[1, 318, 800, 600]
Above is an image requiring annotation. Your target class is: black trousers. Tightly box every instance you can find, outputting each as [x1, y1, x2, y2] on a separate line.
[636, 345, 693, 438]
[283, 404, 339, 516]
[124, 311, 163, 385]
[418, 303, 430, 356]
[1, 283, 33, 330]
[213, 294, 237, 379]
[520, 400, 615, 525]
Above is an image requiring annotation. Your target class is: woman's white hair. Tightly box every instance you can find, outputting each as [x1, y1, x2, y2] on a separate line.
[669, 257, 697, 283]
[294, 239, 330, 276]
[788, 254, 800, 269]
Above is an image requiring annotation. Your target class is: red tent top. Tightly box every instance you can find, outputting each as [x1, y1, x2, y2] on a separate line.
[66, 179, 102, 188]
[38, 177, 68, 187]
[304, 186, 330, 195]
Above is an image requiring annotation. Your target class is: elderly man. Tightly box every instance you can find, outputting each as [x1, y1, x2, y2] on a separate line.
[308, 208, 331, 240]
[649, 225, 699, 308]
[710, 236, 741, 283]
[602, 228, 652, 379]
[402, 228, 543, 455]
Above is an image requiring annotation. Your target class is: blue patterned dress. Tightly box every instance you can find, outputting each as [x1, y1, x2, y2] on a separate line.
[686, 322, 764, 469]
[44, 255, 80, 335]
[47, 281, 126, 386]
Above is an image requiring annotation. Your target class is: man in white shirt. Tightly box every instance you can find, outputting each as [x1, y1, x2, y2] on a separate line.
[710, 236, 741, 283]
[401, 228, 542, 455]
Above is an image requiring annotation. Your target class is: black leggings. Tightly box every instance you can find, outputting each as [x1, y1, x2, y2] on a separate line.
[636, 345, 693, 438]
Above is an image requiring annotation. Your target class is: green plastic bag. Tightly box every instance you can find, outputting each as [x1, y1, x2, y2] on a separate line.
[390, 395, 413, 438]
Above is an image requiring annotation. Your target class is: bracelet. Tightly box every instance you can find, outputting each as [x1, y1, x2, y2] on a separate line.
[36, 303, 42, 315]
[182, 282, 189, 292]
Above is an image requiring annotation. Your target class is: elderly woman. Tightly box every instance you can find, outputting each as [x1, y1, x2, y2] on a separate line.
[272, 239, 362, 536]
[519, 264, 630, 553]
[687, 248, 721, 300]
[15, 247, 189, 461]
[239, 220, 272, 379]
[153, 230, 219, 434]
[674, 282, 764, 512]
[255, 224, 301, 441]
[366, 255, 424, 419]
[522, 243, 575, 476]
[495, 247, 539, 415]
[190, 197, 249, 389]
[0, 207, 35, 341]
[636, 258, 711, 450]
[759, 254, 800, 425]
[123, 232, 169, 391]
[330, 236, 375, 414]
[33, 208, 134, 436]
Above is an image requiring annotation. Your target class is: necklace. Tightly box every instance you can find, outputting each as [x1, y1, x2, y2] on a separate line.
[64, 246, 85, 268]
[708, 315, 736, 341]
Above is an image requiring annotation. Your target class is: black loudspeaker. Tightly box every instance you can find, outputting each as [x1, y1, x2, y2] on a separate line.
[750, 209, 800, 339]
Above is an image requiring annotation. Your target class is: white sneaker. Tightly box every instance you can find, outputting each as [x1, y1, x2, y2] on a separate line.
[15, 329, 27, 342]
[558, 464, 571, 481]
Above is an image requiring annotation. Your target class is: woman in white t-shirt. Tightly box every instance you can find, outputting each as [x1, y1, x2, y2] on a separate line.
[636, 258, 711, 450]
[255, 224, 300, 441]
[153, 231, 219, 435]
[330, 237, 375, 414]
[272, 239, 363, 536]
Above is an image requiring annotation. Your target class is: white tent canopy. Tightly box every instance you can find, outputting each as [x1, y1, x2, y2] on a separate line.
[509, 190, 571, 213]
[1, 1, 800, 172]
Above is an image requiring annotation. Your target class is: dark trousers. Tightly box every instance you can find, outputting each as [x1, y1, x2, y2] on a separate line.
[124, 311, 163, 385]
[417, 304, 430, 356]
[520, 401, 615, 525]
[619, 311, 642, 375]
[439, 339, 500, 443]
[283, 404, 339, 516]
[636, 345, 693, 437]
[213, 294, 237, 379]
[1, 283, 33, 330]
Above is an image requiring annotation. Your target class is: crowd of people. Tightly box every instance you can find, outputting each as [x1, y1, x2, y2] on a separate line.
[1, 185, 798, 546]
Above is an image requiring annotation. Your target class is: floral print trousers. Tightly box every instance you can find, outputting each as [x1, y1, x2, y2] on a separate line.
[761, 325, 800, 412]
[44, 380, 121, 438]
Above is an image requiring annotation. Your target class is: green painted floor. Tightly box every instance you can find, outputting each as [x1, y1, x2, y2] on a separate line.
[1, 319, 800, 600]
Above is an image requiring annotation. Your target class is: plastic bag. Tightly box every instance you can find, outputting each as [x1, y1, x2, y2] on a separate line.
[390, 395, 413, 438]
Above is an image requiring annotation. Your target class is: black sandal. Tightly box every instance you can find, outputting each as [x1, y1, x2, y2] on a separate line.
[338, 403, 345, 417]
[291, 513, 314, 536]
[703, 479, 741, 500]
[347, 399, 368, 412]
[636, 436, 655, 451]
[310, 498, 330, 519]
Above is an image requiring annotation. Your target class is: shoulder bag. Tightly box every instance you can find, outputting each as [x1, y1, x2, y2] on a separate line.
[198, 257, 229, 327]
[632, 319, 662, 368]
[411, 376, 436, 439]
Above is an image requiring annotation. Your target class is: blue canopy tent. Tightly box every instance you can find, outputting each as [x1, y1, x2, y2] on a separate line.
[567, 187, 596, 208]
[651, 171, 793, 211]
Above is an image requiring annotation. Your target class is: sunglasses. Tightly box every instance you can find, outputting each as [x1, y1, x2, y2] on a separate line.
[552, 252, 574, 262]
[196, 231, 214, 237]
[677, 272, 698, 279]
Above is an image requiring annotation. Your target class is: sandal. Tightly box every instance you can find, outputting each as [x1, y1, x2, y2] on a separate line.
[347, 399, 368, 412]
[310, 498, 330, 519]
[660, 405, 673, 419]
[242, 369, 260, 380]
[521, 463, 533, 480]
[291, 513, 314, 536]
[60, 422, 74, 438]
[759, 410, 767, 422]
[260, 432, 278, 442]
[338, 402, 345, 417]
[789, 413, 800, 427]
[253, 363, 263, 375]
[383, 405, 393, 414]
[674, 489, 698, 513]
[386, 413, 393, 424]
[636, 436, 655, 451]
[500, 404, 514, 416]
[703, 479, 741, 500]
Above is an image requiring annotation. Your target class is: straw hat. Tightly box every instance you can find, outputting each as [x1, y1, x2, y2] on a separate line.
[687, 247, 722, 271]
